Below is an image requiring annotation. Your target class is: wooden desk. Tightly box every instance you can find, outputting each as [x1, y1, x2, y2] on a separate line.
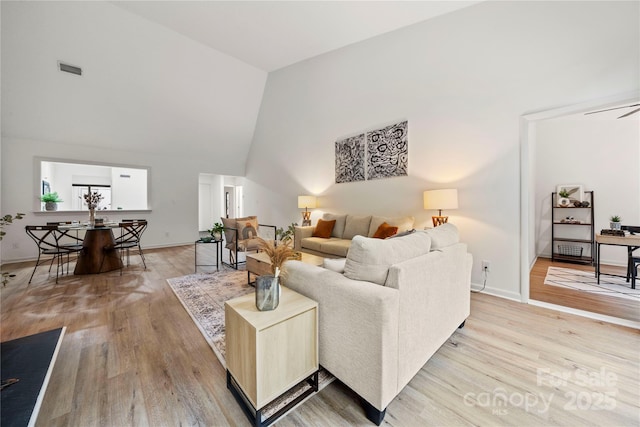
[74, 228, 123, 275]
[595, 234, 640, 286]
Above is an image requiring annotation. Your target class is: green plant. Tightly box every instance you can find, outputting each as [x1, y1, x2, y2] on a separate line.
[610, 215, 621, 223]
[276, 222, 298, 243]
[41, 192, 63, 203]
[558, 189, 570, 198]
[1, 212, 24, 286]
[208, 222, 224, 236]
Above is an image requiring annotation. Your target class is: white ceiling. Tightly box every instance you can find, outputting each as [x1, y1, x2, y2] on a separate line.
[111, 0, 481, 72]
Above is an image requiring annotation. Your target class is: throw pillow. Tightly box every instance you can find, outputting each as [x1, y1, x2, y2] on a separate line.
[221, 216, 256, 243]
[424, 223, 459, 250]
[321, 213, 347, 238]
[373, 222, 398, 239]
[323, 258, 346, 273]
[236, 217, 259, 241]
[313, 219, 336, 238]
[367, 215, 414, 237]
[344, 233, 431, 285]
[342, 215, 372, 240]
[389, 229, 416, 239]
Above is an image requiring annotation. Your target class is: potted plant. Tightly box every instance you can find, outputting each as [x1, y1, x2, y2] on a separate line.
[254, 237, 295, 311]
[610, 215, 622, 230]
[276, 222, 298, 244]
[557, 189, 571, 207]
[41, 192, 63, 211]
[208, 222, 225, 241]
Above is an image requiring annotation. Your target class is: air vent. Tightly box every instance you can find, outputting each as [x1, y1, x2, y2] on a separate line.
[58, 62, 82, 76]
[120, 174, 131, 178]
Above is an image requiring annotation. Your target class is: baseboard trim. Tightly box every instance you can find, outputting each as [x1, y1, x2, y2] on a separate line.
[529, 299, 640, 329]
[470, 282, 522, 302]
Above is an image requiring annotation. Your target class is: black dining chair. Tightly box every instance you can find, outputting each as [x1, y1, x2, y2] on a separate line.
[112, 220, 148, 273]
[25, 225, 82, 283]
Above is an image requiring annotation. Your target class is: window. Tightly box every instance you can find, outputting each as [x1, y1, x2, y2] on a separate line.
[38, 159, 149, 212]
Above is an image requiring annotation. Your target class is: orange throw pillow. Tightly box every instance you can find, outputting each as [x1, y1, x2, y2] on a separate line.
[373, 222, 398, 239]
[312, 219, 336, 238]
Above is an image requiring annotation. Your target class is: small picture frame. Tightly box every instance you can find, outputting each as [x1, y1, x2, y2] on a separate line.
[556, 184, 583, 207]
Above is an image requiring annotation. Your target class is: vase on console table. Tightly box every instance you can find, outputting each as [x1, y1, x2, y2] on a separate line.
[89, 208, 95, 227]
[255, 275, 280, 311]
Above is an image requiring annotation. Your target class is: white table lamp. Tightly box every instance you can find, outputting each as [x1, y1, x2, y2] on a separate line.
[423, 189, 458, 227]
[298, 195, 317, 226]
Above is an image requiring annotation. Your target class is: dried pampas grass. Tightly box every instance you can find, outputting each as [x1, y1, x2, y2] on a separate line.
[256, 237, 296, 276]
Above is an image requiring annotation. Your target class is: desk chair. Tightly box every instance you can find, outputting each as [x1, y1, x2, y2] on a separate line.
[25, 225, 82, 283]
[622, 225, 640, 285]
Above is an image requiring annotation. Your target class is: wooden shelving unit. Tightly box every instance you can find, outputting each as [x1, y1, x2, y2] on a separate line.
[551, 190, 595, 265]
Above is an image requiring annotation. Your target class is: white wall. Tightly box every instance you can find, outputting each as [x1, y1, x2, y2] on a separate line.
[1, 1, 266, 262]
[244, 1, 640, 299]
[535, 118, 639, 266]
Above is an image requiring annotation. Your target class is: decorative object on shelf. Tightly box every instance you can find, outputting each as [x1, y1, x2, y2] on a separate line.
[558, 244, 583, 258]
[82, 191, 104, 226]
[424, 189, 458, 227]
[601, 229, 625, 237]
[208, 222, 224, 241]
[580, 201, 590, 208]
[551, 190, 594, 265]
[40, 192, 63, 211]
[556, 184, 583, 207]
[298, 196, 316, 226]
[610, 215, 622, 230]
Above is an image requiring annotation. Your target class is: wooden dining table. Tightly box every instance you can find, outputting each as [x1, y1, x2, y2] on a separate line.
[59, 223, 123, 275]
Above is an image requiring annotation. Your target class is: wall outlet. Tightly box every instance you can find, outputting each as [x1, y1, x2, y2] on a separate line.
[482, 260, 491, 272]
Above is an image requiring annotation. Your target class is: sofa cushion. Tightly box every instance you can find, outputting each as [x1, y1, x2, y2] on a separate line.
[236, 217, 259, 240]
[367, 215, 415, 237]
[373, 222, 398, 239]
[344, 232, 432, 285]
[342, 215, 372, 240]
[301, 237, 331, 252]
[423, 223, 459, 250]
[322, 213, 347, 238]
[323, 257, 347, 273]
[320, 239, 352, 257]
[313, 219, 336, 238]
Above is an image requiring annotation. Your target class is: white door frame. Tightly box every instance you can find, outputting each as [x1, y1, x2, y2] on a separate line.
[519, 90, 640, 303]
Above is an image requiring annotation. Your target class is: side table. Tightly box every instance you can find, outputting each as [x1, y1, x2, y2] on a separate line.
[225, 286, 318, 427]
[194, 239, 222, 272]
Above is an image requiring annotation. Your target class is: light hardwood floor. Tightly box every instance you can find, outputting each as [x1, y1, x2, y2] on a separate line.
[1, 246, 638, 426]
[530, 257, 639, 322]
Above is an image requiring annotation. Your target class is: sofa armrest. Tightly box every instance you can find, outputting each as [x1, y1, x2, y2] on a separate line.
[293, 226, 314, 251]
[283, 261, 399, 411]
[385, 243, 471, 390]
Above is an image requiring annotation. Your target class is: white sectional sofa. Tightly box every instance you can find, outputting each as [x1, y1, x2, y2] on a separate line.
[294, 213, 415, 258]
[283, 224, 472, 425]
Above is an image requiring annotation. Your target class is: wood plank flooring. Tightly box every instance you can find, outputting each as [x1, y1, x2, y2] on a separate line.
[530, 257, 639, 322]
[1, 246, 638, 426]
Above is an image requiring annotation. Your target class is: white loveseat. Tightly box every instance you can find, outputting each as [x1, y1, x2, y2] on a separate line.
[294, 213, 415, 258]
[283, 224, 472, 425]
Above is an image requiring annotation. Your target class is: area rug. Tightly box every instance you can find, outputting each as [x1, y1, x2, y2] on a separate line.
[167, 269, 333, 421]
[1, 327, 66, 427]
[544, 266, 640, 301]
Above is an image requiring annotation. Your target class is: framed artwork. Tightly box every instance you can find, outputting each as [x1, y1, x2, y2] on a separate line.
[42, 180, 50, 195]
[335, 134, 365, 183]
[556, 184, 583, 206]
[366, 120, 408, 180]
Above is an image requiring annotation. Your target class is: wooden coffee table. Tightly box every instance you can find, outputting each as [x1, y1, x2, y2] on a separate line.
[245, 251, 325, 284]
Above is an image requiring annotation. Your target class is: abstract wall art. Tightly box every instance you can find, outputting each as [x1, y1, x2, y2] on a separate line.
[335, 133, 365, 183]
[366, 120, 408, 180]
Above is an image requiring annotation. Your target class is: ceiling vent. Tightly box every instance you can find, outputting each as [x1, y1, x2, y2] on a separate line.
[58, 62, 82, 76]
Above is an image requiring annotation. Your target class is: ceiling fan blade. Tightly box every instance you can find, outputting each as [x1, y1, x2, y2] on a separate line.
[584, 103, 640, 115]
[618, 107, 640, 119]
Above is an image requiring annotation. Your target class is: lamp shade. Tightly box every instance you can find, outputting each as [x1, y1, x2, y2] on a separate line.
[423, 189, 458, 210]
[298, 195, 317, 209]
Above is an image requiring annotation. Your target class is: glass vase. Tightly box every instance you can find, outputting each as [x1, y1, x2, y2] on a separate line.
[255, 275, 280, 311]
[89, 208, 95, 227]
